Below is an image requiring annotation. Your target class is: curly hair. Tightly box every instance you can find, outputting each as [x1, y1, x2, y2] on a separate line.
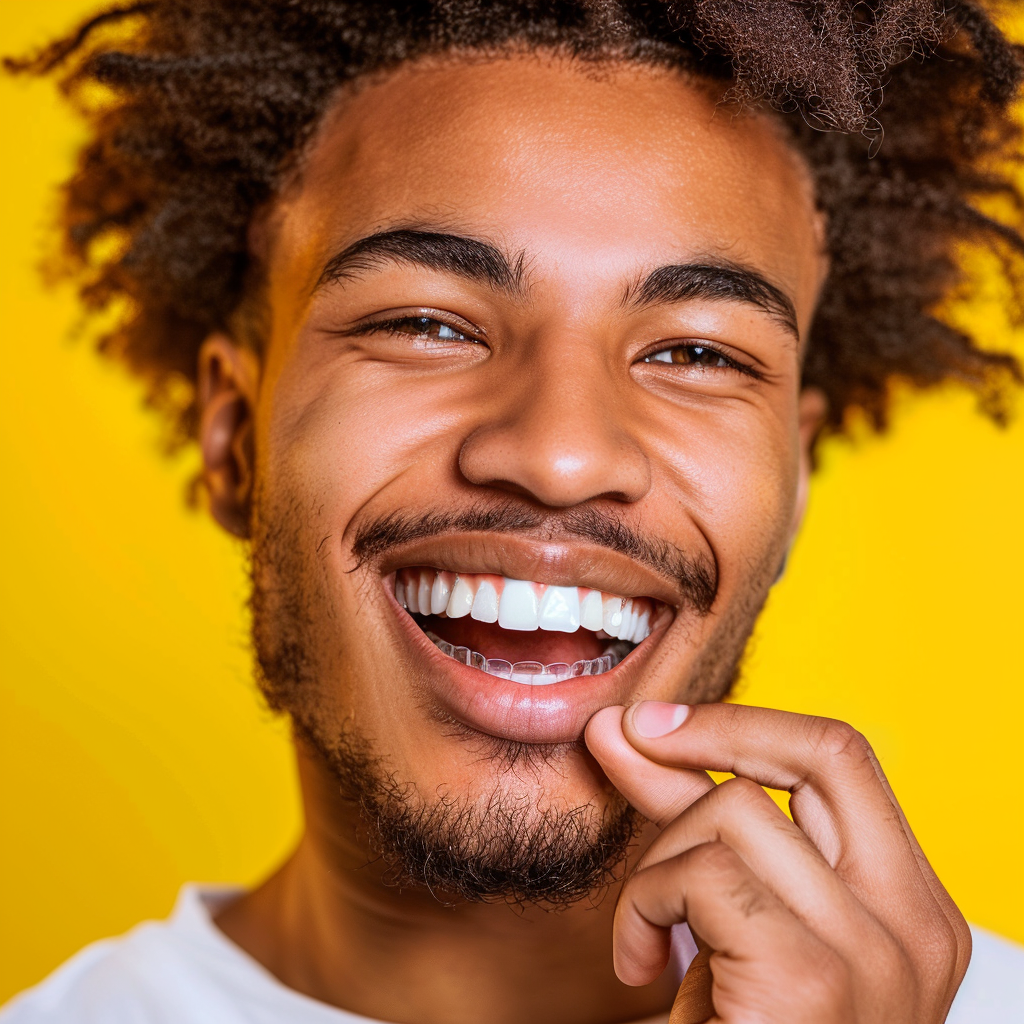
[7, 0, 1024, 447]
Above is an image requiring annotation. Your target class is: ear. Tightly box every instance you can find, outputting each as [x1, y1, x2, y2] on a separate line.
[198, 335, 260, 538]
[789, 387, 828, 544]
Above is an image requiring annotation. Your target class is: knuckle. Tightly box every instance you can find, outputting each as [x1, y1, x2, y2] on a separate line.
[713, 776, 775, 817]
[806, 717, 873, 768]
[947, 903, 973, 956]
[924, 908, 973, 991]
[717, 775, 767, 805]
[683, 843, 774, 919]
[715, 701, 745, 735]
[685, 839, 739, 878]
[934, 912, 969, 964]
[731, 877, 772, 919]
[952, 913, 973, 966]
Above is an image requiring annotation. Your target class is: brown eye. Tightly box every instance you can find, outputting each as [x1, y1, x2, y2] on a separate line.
[645, 345, 732, 368]
[384, 316, 471, 341]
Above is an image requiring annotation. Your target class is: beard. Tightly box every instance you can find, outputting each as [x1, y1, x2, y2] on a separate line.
[292, 715, 644, 906]
[249, 483, 775, 907]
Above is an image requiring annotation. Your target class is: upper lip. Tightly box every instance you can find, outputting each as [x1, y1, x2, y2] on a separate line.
[372, 531, 683, 608]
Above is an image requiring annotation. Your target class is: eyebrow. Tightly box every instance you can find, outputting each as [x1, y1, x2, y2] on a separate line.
[626, 261, 799, 339]
[316, 229, 798, 339]
[316, 229, 526, 295]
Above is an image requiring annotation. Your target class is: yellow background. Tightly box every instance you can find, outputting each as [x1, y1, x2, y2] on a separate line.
[2, 1, 1022, 1005]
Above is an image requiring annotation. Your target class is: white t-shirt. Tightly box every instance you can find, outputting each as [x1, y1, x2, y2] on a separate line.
[2, 886, 1021, 1023]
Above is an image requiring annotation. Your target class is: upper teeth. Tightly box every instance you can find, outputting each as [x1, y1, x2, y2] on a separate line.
[394, 568, 654, 645]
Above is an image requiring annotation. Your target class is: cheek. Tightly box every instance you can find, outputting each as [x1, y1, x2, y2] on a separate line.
[259, 354, 468, 529]
[649, 399, 798, 579]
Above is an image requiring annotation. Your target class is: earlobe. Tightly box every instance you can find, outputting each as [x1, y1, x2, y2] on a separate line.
[198, 334, 260, 538]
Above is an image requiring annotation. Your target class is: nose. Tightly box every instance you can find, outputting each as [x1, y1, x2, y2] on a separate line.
[458, 337, 651, 507]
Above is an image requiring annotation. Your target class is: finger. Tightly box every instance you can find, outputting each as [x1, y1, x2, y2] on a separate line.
[668, 941, 714, 1024]
[590, 706, 871, 941]
[637, 775, 887, 959]
[585, 705, 713, 828]
[624, 702, 919, 875]
[622, 701, 957, 962]
[644, 778, 964, 1021]
[860, 743, 971, 979]
[592, 708, 897, 981]
[614, 840, 837, 993]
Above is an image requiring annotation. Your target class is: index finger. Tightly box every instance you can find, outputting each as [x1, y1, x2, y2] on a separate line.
[622, 701, 926, 893]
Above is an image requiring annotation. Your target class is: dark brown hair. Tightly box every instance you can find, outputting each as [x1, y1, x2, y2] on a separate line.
[8, 0, 1024, 446]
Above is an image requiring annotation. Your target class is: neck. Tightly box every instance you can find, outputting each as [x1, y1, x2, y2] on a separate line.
[215, 744, 677, 1024]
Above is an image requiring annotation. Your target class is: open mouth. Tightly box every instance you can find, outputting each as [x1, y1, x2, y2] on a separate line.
[395, 567, 667, 686]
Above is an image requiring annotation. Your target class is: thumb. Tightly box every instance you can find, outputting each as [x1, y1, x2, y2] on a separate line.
[585, 705, 713, 829]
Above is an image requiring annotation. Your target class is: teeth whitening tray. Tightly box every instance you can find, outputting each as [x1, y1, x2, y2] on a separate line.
[426, 631, 631, 685]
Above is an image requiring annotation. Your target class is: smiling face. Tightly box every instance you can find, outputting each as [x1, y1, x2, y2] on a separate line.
[205, 52, 827, 901]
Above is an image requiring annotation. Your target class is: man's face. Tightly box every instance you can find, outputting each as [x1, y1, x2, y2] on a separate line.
[230, 54, 825, 898]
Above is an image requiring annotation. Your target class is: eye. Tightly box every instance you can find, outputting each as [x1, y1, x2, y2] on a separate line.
[645, 344, 731, 368]
[642, 343, 759, 377]
[368, 315, 477, 343]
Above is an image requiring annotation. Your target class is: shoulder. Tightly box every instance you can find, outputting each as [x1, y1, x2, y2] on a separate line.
[0, 887, 248, 1024]
[947, 926, 1024, 1024]
[0, 923, 195, 1024]
[0, 886, 371, 1024]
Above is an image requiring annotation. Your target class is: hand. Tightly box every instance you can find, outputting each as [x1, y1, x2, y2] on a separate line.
[585, 702, 971, 1023]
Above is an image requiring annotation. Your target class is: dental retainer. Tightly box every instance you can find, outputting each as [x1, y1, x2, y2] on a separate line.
[425, 631, 631, 685]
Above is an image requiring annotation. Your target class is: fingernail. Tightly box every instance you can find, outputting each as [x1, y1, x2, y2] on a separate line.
[632, 701, 690, 738]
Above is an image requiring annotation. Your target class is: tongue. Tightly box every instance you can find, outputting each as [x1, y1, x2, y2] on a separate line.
[419, 615, 606, 664]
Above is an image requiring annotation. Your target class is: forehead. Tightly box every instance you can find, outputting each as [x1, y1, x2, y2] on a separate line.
[276, 53, 822, 312]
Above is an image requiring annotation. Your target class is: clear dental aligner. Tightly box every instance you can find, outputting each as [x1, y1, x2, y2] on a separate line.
[394, 568, 655, 645]
[424, 631, 633, 685]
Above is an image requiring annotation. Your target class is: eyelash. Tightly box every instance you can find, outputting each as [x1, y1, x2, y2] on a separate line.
[642, 343, 762, 379]
[352, 315, 761, 379]
[352, 314, 481, 344]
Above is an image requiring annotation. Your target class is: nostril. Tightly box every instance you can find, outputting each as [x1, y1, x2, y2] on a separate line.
[457, 419, 651, 508]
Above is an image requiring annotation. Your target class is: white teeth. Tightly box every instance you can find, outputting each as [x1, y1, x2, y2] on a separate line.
[615, 599, 630, 641]
[447, 575, 475, 618]
[405, 575, 420, 614]
[430, 571, 453, 615]
[399, 568, 659, 643]
[629, 604, 644, 643]
[538, 585, 581, 632]
[603, 596, 624, 636]
[580, 589, 603, 631]
[470, 580, 499, 623]
[418, 574, 433, 617]
[633, 607, 651, 644]
[624, 600, 639, 642]
[498, 579, 540, 630]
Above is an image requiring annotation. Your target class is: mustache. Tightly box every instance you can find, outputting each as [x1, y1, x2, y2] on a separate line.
[351, 500, 717, 615]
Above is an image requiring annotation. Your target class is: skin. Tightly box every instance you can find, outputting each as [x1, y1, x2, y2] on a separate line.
[199, 54, 969, 1024]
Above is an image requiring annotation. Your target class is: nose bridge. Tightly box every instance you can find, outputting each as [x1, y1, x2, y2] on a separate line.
[458, 331, 651, 507]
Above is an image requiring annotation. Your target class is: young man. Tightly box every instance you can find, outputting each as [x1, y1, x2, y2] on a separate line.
[3, 1, 1023, 1022]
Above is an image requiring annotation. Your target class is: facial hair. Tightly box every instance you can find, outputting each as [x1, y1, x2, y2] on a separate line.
[249, 485, 774, 906]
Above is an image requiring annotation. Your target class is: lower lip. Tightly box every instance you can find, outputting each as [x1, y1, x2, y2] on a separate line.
[388, 583, 655, 744]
